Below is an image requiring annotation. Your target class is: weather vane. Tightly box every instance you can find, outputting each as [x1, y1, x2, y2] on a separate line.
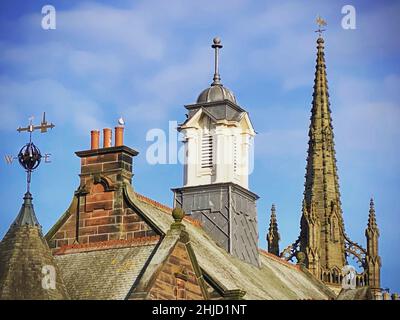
[315, 16, 327, 37]
[5, 112, 55, 193]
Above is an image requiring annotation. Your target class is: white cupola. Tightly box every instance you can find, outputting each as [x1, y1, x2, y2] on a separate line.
[178, 37, 255, 190]
[173, 37, 259, 267]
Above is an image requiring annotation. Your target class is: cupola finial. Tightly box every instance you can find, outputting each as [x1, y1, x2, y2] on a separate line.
[211, 37, 223, 86]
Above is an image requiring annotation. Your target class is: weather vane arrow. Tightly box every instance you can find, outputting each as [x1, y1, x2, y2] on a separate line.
[315, 15, 327, 37]
[16, 112, 55, 134]
[5, 112, 55, 193]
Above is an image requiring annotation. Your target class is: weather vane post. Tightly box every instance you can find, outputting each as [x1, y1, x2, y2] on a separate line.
[315, 16, 327, 37]
[6, 112, 55, 193]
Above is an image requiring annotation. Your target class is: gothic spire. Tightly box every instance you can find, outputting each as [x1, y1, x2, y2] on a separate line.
[303, 32, 342, 217]
[365, 197, 381, 295]
[267, 204, 280, 256]
[367, 198, 379, 232]
[299, 24, 346, 272]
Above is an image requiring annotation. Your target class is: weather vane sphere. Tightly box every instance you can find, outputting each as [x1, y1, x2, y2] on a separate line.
[18, 142, 42, 171]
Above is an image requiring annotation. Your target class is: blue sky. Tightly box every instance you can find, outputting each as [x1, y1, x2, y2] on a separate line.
[0, 0, 399, 293]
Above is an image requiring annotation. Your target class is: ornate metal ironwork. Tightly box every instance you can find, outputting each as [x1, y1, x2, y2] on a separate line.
[18, 143, 42, 171]
[344, 231, 367, 269]
[280, 237, 300, 262]
[15, 113, 55, 192]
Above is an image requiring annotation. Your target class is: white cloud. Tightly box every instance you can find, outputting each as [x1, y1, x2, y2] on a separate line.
[0, 77, 105, 134]
[56, 3, 166, 61]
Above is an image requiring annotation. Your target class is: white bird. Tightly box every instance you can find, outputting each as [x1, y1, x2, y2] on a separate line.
[118, 117, 125, 126]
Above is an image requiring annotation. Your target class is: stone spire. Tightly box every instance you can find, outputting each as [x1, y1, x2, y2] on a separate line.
[299, 34, 346, 276]
[0, 194, 69, 299]
[267, 204, 280, 256]
[12, 192, 40, 227]
[367, 198, 378, 231]
[365, 198, 381, 296]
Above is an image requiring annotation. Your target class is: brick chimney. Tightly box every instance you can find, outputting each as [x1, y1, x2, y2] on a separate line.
[72, 127, 143, 243]
[77, 127, 137, 186]
[47, 125, 161, 250]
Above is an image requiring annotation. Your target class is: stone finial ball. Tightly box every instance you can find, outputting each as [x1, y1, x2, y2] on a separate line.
[172, 207, 185, 222]
[213, 37, 221, 45]
[296, 252, 306, 264]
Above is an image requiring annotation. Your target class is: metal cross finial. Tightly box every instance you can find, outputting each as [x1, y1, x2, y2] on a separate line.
[211, 37, 223, 86]
[315, 16, 327, 37]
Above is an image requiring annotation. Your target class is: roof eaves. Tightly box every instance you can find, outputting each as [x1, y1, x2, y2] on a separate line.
[53, 236, 160, 255]
[202, 269, 246, 300]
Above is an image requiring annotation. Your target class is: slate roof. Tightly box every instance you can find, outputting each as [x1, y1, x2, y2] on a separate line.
[0, 225, 69, 300]
[55, 241, 158, 300]
[42, 183, 336, 300]
[0, 192, 69, 300]
[129, 186, 336, 300]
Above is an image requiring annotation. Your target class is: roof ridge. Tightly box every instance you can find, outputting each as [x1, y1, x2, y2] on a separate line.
[134, 192, 203, 228]
[183, 215, 203, 228]
[135, 192, 172, 214]
[259, 248, 300, 271]
[54, 236, 160, 255]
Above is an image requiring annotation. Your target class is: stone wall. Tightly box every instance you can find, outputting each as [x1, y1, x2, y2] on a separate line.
[147, 242, 205, 300]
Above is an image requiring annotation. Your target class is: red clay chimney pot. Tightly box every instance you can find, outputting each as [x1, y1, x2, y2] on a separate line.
[115, 126, 124, 147]
[90, 130, 100, 150]
[103, 128, 112, 148]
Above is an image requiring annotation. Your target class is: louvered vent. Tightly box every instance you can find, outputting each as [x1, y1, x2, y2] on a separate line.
[201, 134, 213, 169]
[233, 136, 238, 174]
